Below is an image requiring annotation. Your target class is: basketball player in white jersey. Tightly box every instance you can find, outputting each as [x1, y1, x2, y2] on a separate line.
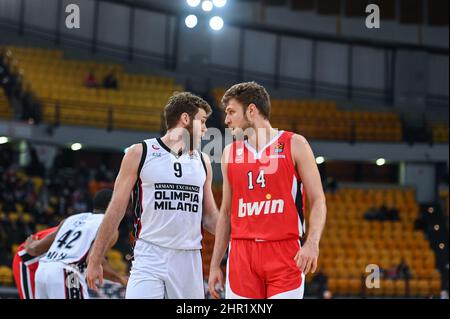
[86, 92, 219, 299]
[29, 189, 127, 299]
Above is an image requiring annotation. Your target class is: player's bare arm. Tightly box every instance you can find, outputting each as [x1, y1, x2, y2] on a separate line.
[201, 152, 219, 235]
[24, 221, 64, 257]
[208, 145, 232, 299]
[291, 134, 327, 275]
[85, 143, 142, 291]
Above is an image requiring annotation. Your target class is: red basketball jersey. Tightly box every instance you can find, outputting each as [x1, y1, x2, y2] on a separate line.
[227, 130, 306, 241]
[13, 226, 58, 299]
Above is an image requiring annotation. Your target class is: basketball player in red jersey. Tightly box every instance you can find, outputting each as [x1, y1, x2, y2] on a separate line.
[12, 226, 58, 299]
[208, 82, 327, 299]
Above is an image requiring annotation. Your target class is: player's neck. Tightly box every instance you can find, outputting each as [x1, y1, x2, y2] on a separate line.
[161, 130, 187, 155]
[246, 121, 278, 152]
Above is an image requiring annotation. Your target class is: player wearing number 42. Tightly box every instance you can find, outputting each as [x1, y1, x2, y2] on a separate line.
[22, 189, 126, 299]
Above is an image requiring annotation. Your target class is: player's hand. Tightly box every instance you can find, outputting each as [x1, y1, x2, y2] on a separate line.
[294, 241, 319, 275]
[85, 262, 104, 292]
[24, 235, 38, 256]
[208, 266, 224, 299]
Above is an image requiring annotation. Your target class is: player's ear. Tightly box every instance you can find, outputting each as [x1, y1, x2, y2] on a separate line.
[246, 103, 256, 118]
[180, 112, 190, 126]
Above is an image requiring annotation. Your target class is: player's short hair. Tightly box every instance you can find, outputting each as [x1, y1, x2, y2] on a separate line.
[221, 81, 271, 120]
[164, 92, 212, 130]
[93, 188, 112, 212]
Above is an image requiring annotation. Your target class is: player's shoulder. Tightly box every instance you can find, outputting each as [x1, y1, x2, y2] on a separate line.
[198, 151, 211, 166]
[126, 142, 143, 155]
[290, 133, 309, 146]
[123, 142, 145, 165]
[200, 151, 211, 164]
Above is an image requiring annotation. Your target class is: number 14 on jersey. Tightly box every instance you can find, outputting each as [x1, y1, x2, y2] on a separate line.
[247, 170, 266, 189]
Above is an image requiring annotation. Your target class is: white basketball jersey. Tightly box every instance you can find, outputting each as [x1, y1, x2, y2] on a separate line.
[39, 213, 104, 267]
[131, 138, 207, 250]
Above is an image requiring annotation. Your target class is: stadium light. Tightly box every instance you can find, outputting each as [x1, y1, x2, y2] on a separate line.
[185, 14, 198, 28]
[0, 136, 9, 144]
[71, 143, 83, 151]
[213, 0, 227, 8]
[376, 158, 386, 166]
[202, 0, 213, 12]
[316, 156, 325, 164]
[187, 0, 201, 7]
[209, 16, 224, 31]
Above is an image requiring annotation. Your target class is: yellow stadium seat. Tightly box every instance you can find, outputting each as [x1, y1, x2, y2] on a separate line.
[382, 280, 395, 296]
[107, 249, 123, 262]
[0, 266, 13, 286]
[394, 280, 406, 296]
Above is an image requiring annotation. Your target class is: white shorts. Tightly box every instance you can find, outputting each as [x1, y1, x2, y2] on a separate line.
[34, 262, 89, 299]
[125, 239, 204, 299]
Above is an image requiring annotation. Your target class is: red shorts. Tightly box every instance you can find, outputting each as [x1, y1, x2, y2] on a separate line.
[12, 251, 40, 299]
[226, 239, 304, 299]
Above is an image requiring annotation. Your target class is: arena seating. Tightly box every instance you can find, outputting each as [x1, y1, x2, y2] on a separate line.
[107, 249, 128, 275]
[0, 166, 128, 287]
[2, 46, 183, 131]
[213, 88, 403, 142]
[431, 123, 449, 143]
[320, 187, 441, 297]
[202, 185, 442, 298]
[0, 266, 13, 286]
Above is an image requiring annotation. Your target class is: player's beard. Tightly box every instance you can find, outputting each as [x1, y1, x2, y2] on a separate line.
[232, 113, 253, 141]
[185, 119, 196, 151]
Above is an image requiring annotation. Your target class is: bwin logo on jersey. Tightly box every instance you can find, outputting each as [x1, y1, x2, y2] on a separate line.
[238, 198, 284, 217]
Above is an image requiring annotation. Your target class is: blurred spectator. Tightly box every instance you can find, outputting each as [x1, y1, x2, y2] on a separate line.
[26, 147, 45, 177]
[386, 206, 400, 221]
[72, 188, 91, 213]
[103, 71, 119, 90]
[0, 50, 21, 99]
[364, 205, 399, 221]
[383, 259, 411, 280]
[364, 206, 380, 221]
[84, 70, 99, 88]
[20, 84, 42, 124]
[397, 258, 412, 280]
[0, 147, 122, 270]
[385, 265, 399, 279]
[324, 177, 338, 193]
[414, 216, 426, 231]
[379, 205, 400, 221]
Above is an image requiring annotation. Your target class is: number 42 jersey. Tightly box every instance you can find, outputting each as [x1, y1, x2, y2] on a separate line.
[39, 213, 104, 265]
